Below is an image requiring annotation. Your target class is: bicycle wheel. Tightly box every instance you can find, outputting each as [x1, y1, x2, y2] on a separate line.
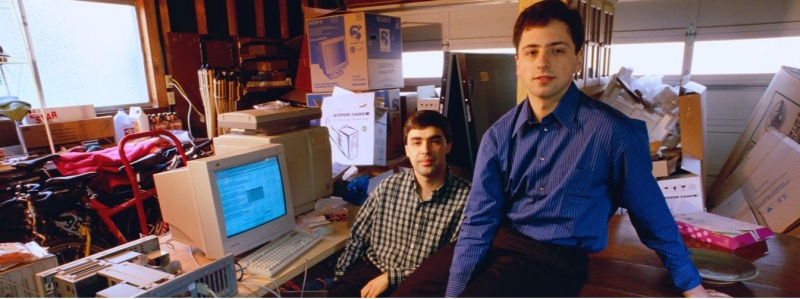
[45, 237, 108, 265]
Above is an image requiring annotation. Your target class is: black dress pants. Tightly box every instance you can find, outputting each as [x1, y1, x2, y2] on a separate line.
[392, 225, 589, 297]
[328, 256, 389, 297]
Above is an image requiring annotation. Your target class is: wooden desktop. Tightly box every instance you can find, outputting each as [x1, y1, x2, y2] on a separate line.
[581, 214, 800, 297]
[163, 221, 349, 297]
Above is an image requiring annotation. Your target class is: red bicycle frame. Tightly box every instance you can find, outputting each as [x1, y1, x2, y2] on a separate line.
[88, 130, 188, 244]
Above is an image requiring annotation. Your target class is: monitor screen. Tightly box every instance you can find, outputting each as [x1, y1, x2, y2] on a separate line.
[216, 157, 287, 237]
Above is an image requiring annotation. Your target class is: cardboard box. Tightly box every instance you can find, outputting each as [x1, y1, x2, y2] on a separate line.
[675, 212, 774, 250]
[19, 116, 114, 149]
[712, 66, 800, 206]
[399, 92, 418, 125]
[374, 89, 401, 112]
[321, 92, 403, 166]
[306, 12, 403, 92]
[306, 92, 333, 126]
[416, 85, 439, 111]
[22, 105, 95, 125]
[657, 170, 704, 215]
[711, 129, 800, 233]
[652, 150, 679, 178]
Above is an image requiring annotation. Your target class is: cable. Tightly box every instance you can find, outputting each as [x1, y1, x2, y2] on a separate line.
[299, 257, 309, 298]
[196, 282, 219, 298]
[187, 245, 202, 268]
[169, 78, 202, 147]
[235, 261, 244, 281]
[0, 276, 39, 296]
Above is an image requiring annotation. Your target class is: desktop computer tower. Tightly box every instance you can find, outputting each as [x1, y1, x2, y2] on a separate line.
[214, 126, 333, 214]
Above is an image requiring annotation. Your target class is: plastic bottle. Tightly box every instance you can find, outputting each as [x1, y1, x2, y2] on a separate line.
[113, 108, 135, 145]
[129, 107, 150, 133]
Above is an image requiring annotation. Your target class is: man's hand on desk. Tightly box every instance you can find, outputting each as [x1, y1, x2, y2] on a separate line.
[683, 285, 732, 298]
[360, 272, 389, 298]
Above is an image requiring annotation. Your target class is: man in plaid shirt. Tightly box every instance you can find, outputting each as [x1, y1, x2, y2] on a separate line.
[328, 110, 471, 297]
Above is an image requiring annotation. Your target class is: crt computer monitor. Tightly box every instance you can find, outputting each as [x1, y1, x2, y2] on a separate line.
[320, 36, 348, 79]
[153, 144, 296, 259]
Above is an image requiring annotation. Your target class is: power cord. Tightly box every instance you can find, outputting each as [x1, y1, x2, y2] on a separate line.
[169, 78, 202, 149]
[196, 282, 219, 298]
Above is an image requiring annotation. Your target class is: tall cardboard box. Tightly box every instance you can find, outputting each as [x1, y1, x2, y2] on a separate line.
[306, 12, 403, 92]
[711, 66, 800, 206]
[711, 129, 800, 233]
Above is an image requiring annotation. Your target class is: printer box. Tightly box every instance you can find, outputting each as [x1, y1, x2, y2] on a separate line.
[306, 11, 403, 92]
[321, 92, 402, 166]
[675, 212, 774, 250]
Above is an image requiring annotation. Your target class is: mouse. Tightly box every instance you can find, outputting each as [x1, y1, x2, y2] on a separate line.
[312, 225, 335, 236]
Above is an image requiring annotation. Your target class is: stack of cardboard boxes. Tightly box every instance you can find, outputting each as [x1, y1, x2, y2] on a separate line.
[710, 66, 800, 237]
[301, 11, 405, 167]
[601, 79, 707, 215]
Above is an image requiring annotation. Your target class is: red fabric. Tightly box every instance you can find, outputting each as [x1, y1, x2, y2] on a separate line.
[54, 137, 171, 192]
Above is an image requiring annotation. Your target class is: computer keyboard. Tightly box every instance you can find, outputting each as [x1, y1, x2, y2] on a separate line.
[239, 230, 323, 277]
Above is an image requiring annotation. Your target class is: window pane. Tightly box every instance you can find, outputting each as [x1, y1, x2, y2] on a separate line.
[609, 42, 683, 75]
[402, 48, 515, 79]
[692, 37, 800, 75]
[15, 0, 148, 109]
[402, 51, 444, 78]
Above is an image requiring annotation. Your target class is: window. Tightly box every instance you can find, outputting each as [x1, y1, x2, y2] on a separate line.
[402, 48, 515, 79]
[609, 42, 684, 76]
[692, 37, 800, 75]
[0, 0, 159, 110]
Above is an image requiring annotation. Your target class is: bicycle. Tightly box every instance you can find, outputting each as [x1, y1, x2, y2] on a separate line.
[0, 173, 111, 265]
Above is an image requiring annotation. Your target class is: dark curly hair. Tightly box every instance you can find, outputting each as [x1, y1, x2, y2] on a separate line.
[403, 110, 452, 145]
[513, 0, 585, 54]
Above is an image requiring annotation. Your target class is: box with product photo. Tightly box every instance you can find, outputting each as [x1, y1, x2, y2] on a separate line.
[675, 211, 774, 250]
[712, 66, 800, 206]
[321, 89, 403, 166]
[306, 11, 403, 92]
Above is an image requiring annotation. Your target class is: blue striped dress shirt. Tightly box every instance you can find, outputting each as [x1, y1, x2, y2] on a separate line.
[446, 83, 702, 296]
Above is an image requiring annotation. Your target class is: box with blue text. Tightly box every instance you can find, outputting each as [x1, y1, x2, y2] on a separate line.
[306, 12, 403, 92]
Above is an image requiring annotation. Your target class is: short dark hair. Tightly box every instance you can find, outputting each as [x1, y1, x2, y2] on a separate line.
[403, 110, 452, 145]
[513, 0, 585, 54]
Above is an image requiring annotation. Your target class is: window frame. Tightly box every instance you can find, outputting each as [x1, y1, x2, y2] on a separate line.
[4, 0, 166, 112]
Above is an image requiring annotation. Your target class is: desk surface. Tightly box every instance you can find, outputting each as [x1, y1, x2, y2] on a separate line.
[581, 214, 800, 297]
[164, 221, 349, 297]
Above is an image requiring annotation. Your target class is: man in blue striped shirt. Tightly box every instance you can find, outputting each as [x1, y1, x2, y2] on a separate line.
[393, 0, 728, 297]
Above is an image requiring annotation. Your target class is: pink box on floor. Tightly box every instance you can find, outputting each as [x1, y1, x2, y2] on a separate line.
[675, 212, 774, 250]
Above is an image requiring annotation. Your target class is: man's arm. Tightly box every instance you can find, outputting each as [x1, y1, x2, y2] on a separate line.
[333, 186, 380, 279]
[612, 119, 705, 292]
[446, 133, 505, 297]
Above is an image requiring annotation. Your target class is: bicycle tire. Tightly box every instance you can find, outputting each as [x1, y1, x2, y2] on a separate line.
[45, 237, 108, 265]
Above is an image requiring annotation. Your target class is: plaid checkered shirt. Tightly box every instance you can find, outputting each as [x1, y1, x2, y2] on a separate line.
[334, 169, 471, 291]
